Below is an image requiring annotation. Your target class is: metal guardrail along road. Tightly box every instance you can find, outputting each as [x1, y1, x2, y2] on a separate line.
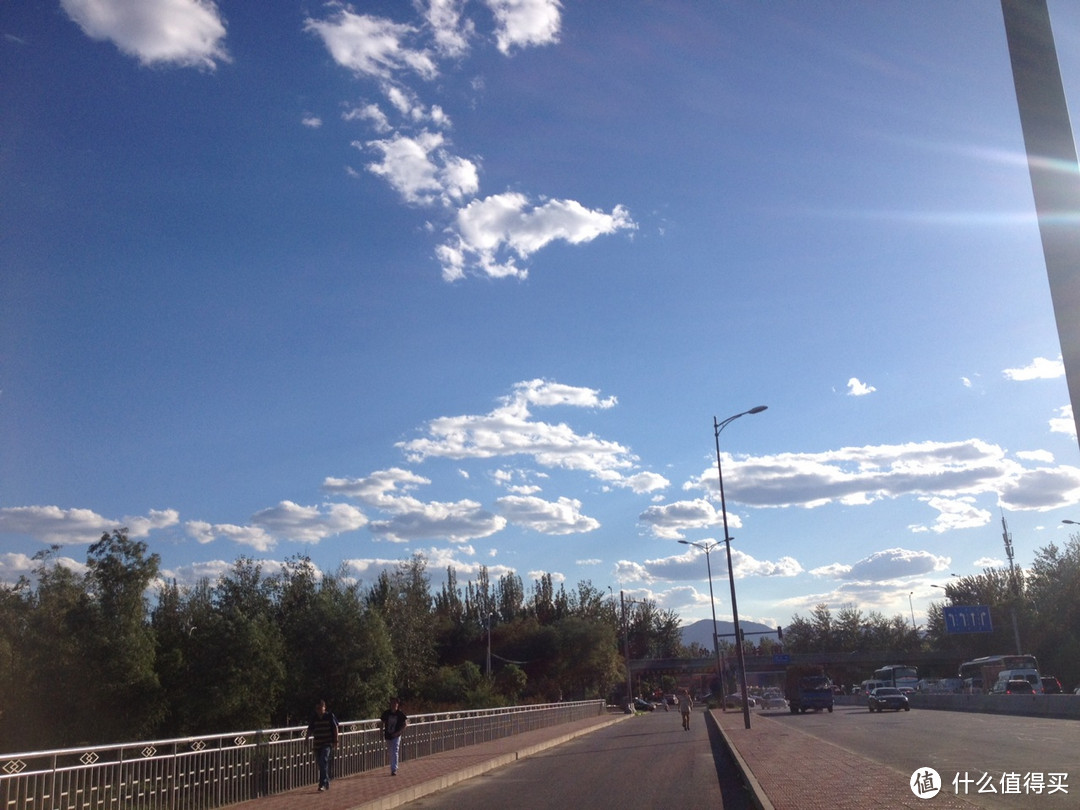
[0, 700, 605, 810]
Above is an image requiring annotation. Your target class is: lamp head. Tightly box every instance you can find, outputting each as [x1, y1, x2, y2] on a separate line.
[748, 405, 768, 414]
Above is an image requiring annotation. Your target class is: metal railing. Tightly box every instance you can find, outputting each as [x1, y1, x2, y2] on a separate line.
[0, 700, 605, 810]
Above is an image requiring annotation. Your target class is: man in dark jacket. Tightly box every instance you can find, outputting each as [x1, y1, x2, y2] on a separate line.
[304, 699, 339, 791]
[380, 697, 407, 775]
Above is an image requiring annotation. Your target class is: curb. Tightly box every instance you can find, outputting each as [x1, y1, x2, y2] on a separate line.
[707, 710, 774, 810]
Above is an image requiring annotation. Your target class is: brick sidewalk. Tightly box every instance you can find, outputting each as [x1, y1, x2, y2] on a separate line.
[224, 712, 629, 810]
[711, 708, 981, 810]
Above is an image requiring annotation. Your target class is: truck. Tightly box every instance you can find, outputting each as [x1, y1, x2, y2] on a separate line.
[785, 665, 834, 713]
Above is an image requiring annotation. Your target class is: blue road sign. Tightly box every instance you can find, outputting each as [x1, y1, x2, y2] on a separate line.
[773, 654, 791, 665]
[942, 605, 994, 634]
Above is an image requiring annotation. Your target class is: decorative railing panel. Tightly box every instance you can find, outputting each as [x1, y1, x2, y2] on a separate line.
[0, 701, 604, 810]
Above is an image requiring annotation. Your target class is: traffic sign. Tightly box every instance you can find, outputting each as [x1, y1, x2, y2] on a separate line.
[942, 605, 994, 634]
[773, 653, 791, 665]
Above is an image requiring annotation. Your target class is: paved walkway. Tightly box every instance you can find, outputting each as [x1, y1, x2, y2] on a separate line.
[229, 706, 993, 810]
[711, 708, 981, 809]
[226, 712, 630, 810]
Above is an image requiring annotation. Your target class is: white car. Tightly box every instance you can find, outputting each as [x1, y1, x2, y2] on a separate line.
[758, 691, 789, 710]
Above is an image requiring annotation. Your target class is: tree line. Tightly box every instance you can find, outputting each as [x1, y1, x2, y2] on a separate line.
[0, 530, 683, 753]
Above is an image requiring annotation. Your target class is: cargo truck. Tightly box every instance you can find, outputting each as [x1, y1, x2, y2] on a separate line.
[785, 665, 834, 713]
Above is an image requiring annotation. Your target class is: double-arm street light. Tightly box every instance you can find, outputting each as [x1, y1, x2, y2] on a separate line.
[714, 405, 767, 730]
[679, 539, 723, 705]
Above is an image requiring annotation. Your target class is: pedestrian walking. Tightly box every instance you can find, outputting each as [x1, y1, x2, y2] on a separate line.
[304, 699, 339, 791]
[381, 696, 408, 776]
[677, 688, 694, 731]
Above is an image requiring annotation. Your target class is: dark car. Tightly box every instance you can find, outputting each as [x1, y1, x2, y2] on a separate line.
[1042, 676, 1062, 694]
[633, 697, 655, 711]
[868, 687, 910, 712]
[1000, 679, 1035, 695]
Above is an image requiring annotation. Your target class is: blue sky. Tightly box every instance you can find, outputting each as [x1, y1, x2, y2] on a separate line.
[4, 0, 1080, 631]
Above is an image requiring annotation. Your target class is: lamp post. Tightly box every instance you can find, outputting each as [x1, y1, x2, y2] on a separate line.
[679, 539, 723, 707]
[909, 592, 916, 631]
[714, 405, 767, 730]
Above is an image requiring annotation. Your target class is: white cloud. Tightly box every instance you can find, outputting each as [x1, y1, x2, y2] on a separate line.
[614, 471, 670, 494]
[343, 547, 514, 582]
[0, 551, 87, 585]
[302, 115, 323, 128]
[999, 465, 1080, 511]
[344, 102, 392, 133]
[1050, 404, 1077, 439]
[157, 558, 235, 587]
[638, 498, 729, 540]
[250, 501, 368, 543]
[684, 438, 1080, 521]
[1017, 449, 1055, 463]
[619, 546, 802, 585]
[908, 496, 992, 533]
[323, 468, 431, 509]
[847, 377, 876, 396]
[811, 547, 951, 582]
[494, 494, 599, 534]
[305, 8, 437, 81]
[362, 130, 479, 206]
[437, 193, 636, 280]
[61, 0, 229, 69]
[1002, 356, 1065, 381]
[425, 0, 475, 58]
[368, 499, 506, 543]
[0, 505, 178, 545]
[396, 380, 651, 487]
[185, 520, 276, 552]
[484, 0, 562, 54]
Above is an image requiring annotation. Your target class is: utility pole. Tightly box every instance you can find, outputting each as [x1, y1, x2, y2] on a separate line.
[1001, 514, 1023, 655]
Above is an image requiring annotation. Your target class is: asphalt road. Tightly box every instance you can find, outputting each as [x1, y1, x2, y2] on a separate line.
[764, 703, 1079, 810]
[403, 707, 750, 810]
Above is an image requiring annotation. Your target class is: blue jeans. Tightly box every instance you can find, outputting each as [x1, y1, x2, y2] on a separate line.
[315, 745, 333, 788]
[387, 736, 401, 773]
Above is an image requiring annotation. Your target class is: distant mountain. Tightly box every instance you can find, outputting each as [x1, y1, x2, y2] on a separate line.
[680, 618, 779, 650]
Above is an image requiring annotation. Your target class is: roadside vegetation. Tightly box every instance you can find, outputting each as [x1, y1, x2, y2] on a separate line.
[0, 530, 681, 751]
[3, 529, 1077, 752]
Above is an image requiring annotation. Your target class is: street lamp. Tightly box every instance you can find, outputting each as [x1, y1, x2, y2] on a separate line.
[714, 405, 767, 730]
[1063, 520, 1080, 525]
[679, 539, 723, 706]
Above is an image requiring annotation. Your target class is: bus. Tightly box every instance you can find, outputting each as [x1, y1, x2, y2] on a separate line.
[872, 665, 918, 692]
[957, 654, 1038, 693]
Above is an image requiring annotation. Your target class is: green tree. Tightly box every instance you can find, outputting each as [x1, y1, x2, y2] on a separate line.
[374, 555, 436, 699]
[81, 529, 164, 742]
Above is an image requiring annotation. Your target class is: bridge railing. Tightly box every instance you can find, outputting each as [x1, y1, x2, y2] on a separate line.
[0, 700, 605, 810]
